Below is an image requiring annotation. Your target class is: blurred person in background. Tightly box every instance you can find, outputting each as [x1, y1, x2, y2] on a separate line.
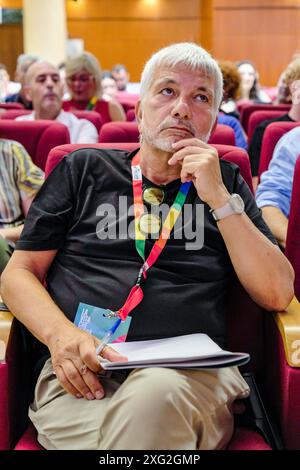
[58, 62, 70, 101]
[112, 63, 140, 95]
[17, 61, 98, 144]
[64, 52, 125, 123]
[248, 58, 300, 180]
[0, 64, 11, 102]
[218, 60, 241, 119]
[5, 54, 39, 109]
[237, 60, 271, 104]
[101, 71, 118, 101]
[217, 60, 247, 149]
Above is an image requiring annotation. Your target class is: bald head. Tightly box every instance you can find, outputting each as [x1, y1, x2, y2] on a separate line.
[24, 61, 59, 85]
[23, 61, 64, 120]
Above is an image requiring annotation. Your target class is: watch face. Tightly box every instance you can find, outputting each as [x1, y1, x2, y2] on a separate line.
[230, 194, 244, 213]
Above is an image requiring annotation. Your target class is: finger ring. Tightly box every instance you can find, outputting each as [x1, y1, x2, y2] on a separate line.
[80, 364, 87, 375]
[99, 345, 109, 357]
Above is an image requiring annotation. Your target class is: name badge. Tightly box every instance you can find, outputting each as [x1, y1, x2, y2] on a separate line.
[74, 302, 132, 343]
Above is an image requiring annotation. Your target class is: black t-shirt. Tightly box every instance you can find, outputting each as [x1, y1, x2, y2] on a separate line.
[248, 113, 294, 176]
[17, 148, 276, 352]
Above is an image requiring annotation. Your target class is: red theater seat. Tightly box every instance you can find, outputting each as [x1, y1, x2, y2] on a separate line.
[239, 103, 291, 134]
[0, 120, 70, 170]
[1, 109, 102, 132]
[45, 143, 252, 192]
[1, 145, 299, 451]
[209, 124, 235, 146]
[247, 110, 288, 143]
[126, 108, 136, 121]
[286, 155, 300, 301]
[0, 109, 31, 119]
[258, 121, 300, 178]
[0, 103, 24, 110]
[99, 121, 139, 143]
[45, 142, 139, 176]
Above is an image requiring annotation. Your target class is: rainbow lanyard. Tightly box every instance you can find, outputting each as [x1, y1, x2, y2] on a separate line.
[86, 96, 98, 110]
[115, 151, 192, 321]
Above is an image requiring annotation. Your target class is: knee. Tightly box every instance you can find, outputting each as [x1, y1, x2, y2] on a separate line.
[125, 368, 186, 413]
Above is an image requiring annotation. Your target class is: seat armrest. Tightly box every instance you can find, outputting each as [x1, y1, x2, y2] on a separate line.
[273, 296, 300, 367]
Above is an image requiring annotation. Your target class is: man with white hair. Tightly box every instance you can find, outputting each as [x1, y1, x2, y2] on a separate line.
[1, 43, 293, 450]
[16, 61, 98, 144]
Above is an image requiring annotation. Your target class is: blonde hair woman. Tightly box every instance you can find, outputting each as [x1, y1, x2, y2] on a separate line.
[64, 52, 125, 123]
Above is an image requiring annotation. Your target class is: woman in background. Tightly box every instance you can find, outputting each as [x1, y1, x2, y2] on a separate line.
[237, 60, 271, 104]
[64, 52, 125, 123]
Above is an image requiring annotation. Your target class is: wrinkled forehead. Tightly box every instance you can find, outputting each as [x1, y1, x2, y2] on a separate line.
[150, 64, 215, 91]
[27, 63, 59, 82]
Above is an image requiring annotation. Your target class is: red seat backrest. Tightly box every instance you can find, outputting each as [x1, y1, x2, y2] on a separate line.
[115, 92, 139, 105]
[99, 122, 139, 143]
[0, 109, 102, 132]
[208, 124, 235, 146]
[0, 109, 31, 119]
[247, 110, 287, 142]
[258, 121, 300, 178]
[46, 143, 252, 192]
[68, 110, 102, 132]
[45, 143, 139, 176]
[126, 108, 136, 121]
[286, 154, 300, 300]
[0, 120, 70, 170]
[239, 103, 291, 134]
[0, 102, 24, 110]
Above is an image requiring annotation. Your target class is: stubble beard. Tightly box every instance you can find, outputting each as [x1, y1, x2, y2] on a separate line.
[139, 120, 211, 153]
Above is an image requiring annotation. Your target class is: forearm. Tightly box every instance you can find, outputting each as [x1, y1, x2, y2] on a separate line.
[217, 212, 294, 311]
[0, 225, 24, 243]
[1, 267, 74, 347]
[261, 206, 288, 249]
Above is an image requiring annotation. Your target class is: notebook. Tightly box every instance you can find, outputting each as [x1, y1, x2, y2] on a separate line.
[99, 333, 250, 370]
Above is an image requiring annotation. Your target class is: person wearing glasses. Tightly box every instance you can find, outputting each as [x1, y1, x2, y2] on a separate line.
[63, 52, 126, 123]
[1, 43, 294, 450]
[16, 61, 98, 144]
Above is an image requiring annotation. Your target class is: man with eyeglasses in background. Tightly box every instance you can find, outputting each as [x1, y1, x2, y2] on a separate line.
[16, 61, 98, 144]
[1, 43, 294, 450]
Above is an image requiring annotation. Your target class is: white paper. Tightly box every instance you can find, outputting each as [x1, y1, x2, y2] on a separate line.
[99, 333, 250, 370]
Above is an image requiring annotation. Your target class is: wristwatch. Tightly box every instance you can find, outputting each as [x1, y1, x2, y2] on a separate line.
[210, 193, 245, 222]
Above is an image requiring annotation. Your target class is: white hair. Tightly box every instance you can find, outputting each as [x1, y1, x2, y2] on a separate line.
[140, 42, 223, 116]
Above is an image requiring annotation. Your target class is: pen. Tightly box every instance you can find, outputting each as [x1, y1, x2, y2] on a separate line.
[96, 317, 122, 356]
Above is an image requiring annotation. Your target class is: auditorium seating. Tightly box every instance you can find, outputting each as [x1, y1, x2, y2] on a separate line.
[239, 103, 291, 134]
[1, 144, 299, 451]
[99, 121, 139, 143]
[209, 124, 235, 146]
[0, 120, 70, 170]
[0, 109, 102, 132]
[126, 108, 135, 121]
[45, 143, 251, 191]
[247, 110, 288, 143]
[258, 121, 300, 178]
[0, 103, 24, 110]
[286, 154, 300, 301]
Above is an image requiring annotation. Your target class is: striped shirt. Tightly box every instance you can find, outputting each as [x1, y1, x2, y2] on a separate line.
[0, 139, 44, 228]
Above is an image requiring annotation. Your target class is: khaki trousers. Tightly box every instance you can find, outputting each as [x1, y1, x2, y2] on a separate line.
[29, 358, 249, 450]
